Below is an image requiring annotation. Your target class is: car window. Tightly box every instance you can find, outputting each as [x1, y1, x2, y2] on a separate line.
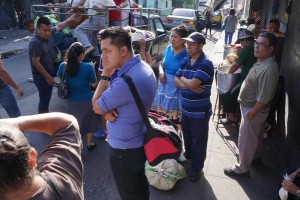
[153, 18, 166, 36]
[172, 9, 195, 18]
[132, 15, 149, 30]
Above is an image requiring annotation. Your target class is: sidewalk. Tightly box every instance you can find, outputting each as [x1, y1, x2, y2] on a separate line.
[204, 30, 286, 200]
[0, 28, 286, 200]
[0, 28, 32, 58]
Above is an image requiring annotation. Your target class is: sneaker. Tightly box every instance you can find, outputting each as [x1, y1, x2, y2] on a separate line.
[94, 130, 108, 139]
[189, 170, 200, 182]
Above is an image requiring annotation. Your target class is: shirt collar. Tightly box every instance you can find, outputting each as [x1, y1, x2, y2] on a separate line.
[256, 56, 276, 65]
[117, 55, 142, 76]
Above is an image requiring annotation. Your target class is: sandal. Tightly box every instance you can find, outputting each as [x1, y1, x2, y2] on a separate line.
[94, 130, 108, 139]
[87, 143, 97, 151]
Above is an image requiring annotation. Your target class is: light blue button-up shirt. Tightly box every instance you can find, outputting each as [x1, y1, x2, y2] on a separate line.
[98, 55, 157, 149]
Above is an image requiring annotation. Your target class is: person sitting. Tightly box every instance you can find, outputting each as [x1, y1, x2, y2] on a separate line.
[0, 112, 84, 199]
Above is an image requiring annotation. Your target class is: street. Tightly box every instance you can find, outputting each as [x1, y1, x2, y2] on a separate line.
[0, 27, 282, 200]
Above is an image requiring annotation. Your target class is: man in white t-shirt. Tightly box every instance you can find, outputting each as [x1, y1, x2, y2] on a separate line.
[75, 0, 116, 55]
[121, 0, 142, 27]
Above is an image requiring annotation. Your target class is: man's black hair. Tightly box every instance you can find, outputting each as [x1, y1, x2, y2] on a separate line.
[99, 26, 132, 52]
[36, 16, 51, 28]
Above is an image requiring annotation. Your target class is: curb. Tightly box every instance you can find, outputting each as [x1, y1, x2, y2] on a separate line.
[0, 49, 27, 59]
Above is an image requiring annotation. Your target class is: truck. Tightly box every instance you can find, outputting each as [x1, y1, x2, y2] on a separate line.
[129, 12, 169, 73]
[31, 5, 169, 75]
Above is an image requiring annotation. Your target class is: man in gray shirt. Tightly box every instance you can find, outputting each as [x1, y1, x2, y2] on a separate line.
[224, 32, 279, 176]
[28, 16, 75, 113]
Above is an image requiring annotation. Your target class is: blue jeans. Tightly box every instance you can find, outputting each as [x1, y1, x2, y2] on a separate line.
[109, 146, 149, 200]
[109, 21, 121, 26]
[225, 31, 234, 45]
[0, 85, 21, 118]
[182, 114, 210, 172]
[33, 74, 53, 113]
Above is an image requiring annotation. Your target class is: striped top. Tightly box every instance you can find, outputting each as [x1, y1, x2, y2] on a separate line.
[176, 53, 214, 118]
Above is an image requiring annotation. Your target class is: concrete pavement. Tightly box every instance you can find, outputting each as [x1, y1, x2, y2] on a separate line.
[0, 27, 286, 200]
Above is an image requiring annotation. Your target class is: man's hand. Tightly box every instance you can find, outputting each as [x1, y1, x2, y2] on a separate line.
[46, 76, 54, 86]
[247, 109, 256, 121]
[282, 180, 299, 194]
[159, 73, 166, 84]
[104, 109, 119, 122]
[191, 85, 205, 93]
[15, 86, 24, 97]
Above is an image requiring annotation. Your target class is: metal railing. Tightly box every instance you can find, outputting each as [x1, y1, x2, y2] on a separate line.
[31, 4, 161, 30]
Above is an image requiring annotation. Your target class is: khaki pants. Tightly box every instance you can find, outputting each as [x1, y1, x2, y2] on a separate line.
[233, 104, 269, 173]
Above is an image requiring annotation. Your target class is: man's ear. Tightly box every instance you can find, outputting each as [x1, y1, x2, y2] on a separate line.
[120, 46, 128, 56]
[28, 148, 38, 169]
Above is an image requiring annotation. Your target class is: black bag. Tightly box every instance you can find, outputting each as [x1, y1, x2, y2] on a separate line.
[121, 75, 182, 166]
[57, 65, 68, 99]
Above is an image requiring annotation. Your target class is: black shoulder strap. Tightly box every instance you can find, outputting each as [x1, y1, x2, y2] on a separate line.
[41, 174, 62, 200]
[121, 74, 152, 130]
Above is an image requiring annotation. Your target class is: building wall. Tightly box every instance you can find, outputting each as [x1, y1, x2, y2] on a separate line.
[281, 0, 300, 168]
[159, 0, 172, 16]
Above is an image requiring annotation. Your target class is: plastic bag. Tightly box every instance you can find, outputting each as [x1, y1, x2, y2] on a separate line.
[145, 159, 186, 190]
[279, 173, 292, 200]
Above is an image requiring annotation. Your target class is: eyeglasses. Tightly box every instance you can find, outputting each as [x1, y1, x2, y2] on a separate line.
[254, 41, 271, 48]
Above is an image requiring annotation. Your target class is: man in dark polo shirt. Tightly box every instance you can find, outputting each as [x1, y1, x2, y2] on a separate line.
[175, 32, 214, 182]
[28, 16, 74, 113]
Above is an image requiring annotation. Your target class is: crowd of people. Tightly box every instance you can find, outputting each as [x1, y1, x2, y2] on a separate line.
[1, 3, 299, 200]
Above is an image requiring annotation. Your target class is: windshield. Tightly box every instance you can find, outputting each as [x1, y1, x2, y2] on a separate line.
[172, 9, 195, 18]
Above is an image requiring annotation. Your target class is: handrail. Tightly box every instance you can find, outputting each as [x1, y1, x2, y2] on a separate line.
[31, 4, 162, 31]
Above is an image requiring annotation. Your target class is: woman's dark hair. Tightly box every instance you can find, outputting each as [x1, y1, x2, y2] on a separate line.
[0, 127, 33, 194]
[99, 26, 132, 53]
[36, 16, 51, 28]
[258, 31, 277, 47]
[171, 24, 189, 38]
[229, 8, 236, 15]
[65, 42, 85, 77]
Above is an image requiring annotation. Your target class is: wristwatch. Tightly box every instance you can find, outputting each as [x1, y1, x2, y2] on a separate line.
[100, 75, 111, 81]
[296, 189, 300, 197]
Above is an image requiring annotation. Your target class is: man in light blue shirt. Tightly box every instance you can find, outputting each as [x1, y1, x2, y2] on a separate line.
[93, 26, 156, 200]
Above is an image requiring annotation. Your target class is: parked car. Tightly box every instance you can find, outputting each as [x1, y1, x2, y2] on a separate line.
[163, 8, 206, 32]
[212, 9, 223, 27]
